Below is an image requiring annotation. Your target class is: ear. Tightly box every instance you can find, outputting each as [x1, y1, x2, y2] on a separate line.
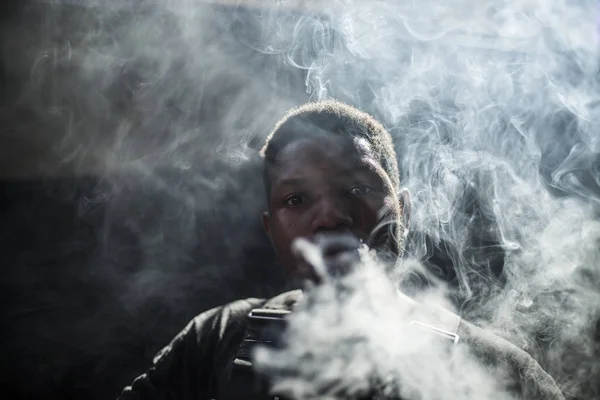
[399, 188, 411, 238]
[262, 211, 272, 239]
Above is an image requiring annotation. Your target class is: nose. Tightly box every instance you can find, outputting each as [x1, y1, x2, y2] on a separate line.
[311, 195, 353, 234]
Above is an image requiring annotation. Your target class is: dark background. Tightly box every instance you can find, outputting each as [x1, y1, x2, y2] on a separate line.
[1, 1, 599, 399]
[0, 2, 295, 398]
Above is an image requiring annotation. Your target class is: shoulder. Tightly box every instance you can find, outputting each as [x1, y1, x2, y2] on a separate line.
[262, 289, 303, 311]
[187, 297, 268, 339]
[457, 320, 565, 400]
[164, 291, 301, 357]
[187, 291, 301, 339]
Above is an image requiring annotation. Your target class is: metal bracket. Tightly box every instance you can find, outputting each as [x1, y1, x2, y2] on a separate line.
[409, 320, 460, 345]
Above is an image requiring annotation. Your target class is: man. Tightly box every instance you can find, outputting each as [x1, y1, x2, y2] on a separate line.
[118, 101, 565, 399]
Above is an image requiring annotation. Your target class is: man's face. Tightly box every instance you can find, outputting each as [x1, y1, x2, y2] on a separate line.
[262, 134, 402, 282]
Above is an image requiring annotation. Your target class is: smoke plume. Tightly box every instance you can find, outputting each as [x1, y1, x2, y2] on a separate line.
[1, 0, 599, 398]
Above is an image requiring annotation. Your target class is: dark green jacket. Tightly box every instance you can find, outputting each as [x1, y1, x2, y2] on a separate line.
[118, 290, 565, 400]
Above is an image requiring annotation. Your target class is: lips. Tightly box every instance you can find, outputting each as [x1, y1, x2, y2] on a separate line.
[306, 233, 365, 280]
[314, 233, 362, 258]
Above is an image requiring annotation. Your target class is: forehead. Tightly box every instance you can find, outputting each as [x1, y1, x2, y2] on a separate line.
[271, 135, 376, 181]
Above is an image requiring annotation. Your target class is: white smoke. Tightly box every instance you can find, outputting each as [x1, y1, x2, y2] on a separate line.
[242, 0, 600, 398]
[254, 252, 517, 399]
[3, 0, 600, 398]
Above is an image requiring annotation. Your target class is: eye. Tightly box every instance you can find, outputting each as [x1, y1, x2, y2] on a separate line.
[285, 195, 306, 206]
[349, 184, 373, 196]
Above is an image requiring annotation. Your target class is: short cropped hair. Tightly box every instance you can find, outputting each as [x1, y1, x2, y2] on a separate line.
[259, 100, 400, 197]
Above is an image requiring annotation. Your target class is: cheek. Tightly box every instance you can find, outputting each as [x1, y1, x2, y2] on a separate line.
[268, 212, 309, 274]
[271, 212, 295, 236]
[269, 211, 306, 249]
[352, 196, 386, 231]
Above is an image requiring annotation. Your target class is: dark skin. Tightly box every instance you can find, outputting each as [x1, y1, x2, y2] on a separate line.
[262, 134, 410, 283]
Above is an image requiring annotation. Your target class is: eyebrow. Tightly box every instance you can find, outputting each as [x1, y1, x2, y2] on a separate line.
[278, 177, 308, 186]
